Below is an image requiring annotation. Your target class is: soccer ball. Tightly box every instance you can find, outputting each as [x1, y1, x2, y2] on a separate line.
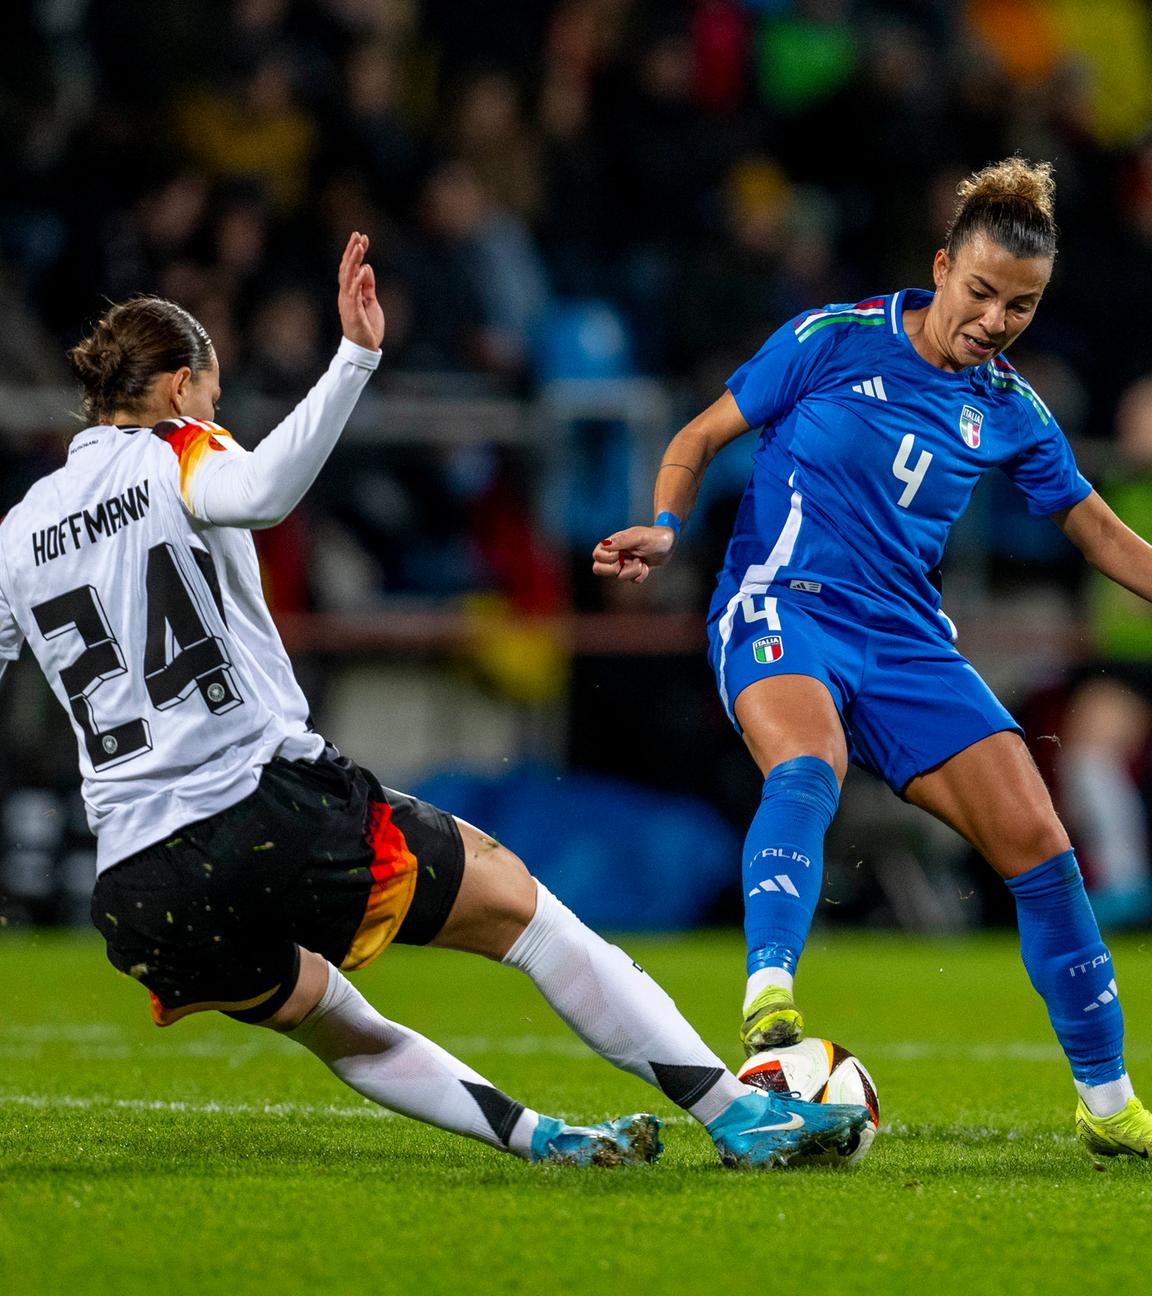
[737, 1038, 880, 1165]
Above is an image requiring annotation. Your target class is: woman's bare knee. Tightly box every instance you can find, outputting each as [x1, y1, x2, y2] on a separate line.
[983, 812, 1071, 879]
[430, 819, 538, 959]
[260, 947, 330, 1032]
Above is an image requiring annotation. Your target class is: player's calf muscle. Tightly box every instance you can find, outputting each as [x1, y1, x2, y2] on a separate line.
[959, 797, 1069, 878]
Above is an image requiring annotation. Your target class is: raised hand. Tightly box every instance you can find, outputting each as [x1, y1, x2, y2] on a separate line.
[338, 232, 385, 352]
[591, 525, 678, 584]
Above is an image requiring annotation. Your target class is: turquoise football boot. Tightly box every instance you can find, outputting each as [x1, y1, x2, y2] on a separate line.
[529, 1113, 664, 1166]
[707, 1088, 870, 1169]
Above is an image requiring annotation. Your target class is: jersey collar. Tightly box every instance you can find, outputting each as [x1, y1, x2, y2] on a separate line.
[891, 288, 993, 390]
[68, 424, 147, 458]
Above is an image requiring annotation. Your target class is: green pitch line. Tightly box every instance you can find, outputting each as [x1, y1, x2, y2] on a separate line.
[1, 928, 1150, 1296]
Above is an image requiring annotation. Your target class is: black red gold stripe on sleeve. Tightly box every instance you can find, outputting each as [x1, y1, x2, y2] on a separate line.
[153, 417, 236, 508]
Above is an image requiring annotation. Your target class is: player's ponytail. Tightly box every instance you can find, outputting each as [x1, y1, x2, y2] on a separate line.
[945, 157, 1057, 261]
[68, 296, 215, 423]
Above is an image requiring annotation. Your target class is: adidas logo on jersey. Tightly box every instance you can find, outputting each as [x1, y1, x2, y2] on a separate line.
[851, 376, 888, 400]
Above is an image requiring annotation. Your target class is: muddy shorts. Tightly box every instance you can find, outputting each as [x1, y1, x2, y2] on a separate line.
[91, 751, 465, 1025]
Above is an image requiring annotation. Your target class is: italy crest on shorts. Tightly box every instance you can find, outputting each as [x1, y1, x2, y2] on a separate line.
[753, 635, 783, 664]
[959, 404, 984, 448]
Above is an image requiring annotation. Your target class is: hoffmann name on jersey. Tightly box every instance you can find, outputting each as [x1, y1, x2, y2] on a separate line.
[29, 473, 153, 567]
[0, 338, 381, 873]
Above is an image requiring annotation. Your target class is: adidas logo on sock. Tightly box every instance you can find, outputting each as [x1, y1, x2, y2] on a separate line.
[1082, 978, 1119, 1013]
[748, 875, 801, 898]
[851, 376, 888, 400]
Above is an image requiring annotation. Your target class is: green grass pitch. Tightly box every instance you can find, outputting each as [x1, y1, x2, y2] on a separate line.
[2, 927, 1150, 1295]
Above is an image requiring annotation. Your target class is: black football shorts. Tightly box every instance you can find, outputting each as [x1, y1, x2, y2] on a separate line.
[91, 751, 465, 1025]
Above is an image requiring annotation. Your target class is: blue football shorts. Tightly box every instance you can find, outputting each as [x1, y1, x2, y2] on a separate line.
[706, 588, 1021, 793]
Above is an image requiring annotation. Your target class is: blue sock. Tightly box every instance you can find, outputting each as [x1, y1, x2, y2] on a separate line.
[1005, 850, 1126, 1085]
[743, 757, 839, 978]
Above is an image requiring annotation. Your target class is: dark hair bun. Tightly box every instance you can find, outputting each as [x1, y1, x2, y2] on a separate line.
[68, 326, 126, 391]
[67, 296, 214, 424]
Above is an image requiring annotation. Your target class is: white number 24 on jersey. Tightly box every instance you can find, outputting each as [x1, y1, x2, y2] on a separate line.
[891, 434, 933, 508]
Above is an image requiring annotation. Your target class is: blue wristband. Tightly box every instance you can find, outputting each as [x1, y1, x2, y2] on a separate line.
[654, 510, 682, 536]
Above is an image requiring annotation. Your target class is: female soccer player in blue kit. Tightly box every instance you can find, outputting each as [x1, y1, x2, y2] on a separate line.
[594, 158, 1152, 1159]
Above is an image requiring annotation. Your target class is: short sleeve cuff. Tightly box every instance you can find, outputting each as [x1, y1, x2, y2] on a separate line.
[337, 337, 383, 371]
[725, 378, 757, 429]
[1030, 476, 1093, 517]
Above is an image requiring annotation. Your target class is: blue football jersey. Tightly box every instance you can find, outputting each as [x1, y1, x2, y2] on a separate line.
[710, 288, 1092, 635]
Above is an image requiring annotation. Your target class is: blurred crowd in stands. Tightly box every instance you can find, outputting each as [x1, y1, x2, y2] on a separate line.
[5, 1, 1152, 412]
[4, 0, 1152, 926]
[4, 1, 1152, 584]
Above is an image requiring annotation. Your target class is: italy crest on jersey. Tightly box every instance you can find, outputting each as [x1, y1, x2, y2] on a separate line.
[959, 405, 984, 448]
[753, 635, 783, 664]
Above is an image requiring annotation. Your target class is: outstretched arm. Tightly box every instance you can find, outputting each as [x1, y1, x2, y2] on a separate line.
[176, 234, 385, 529]
[591, 390, 750, 583]
[1054, 489, 1152, 602]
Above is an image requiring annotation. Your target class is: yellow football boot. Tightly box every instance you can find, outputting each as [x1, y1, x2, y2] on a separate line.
[740, 985, 804, 1057]
[1075, 1097, 1152, 1161]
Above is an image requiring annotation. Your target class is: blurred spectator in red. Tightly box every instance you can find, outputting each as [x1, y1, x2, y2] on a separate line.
[691, 0, 749, 117]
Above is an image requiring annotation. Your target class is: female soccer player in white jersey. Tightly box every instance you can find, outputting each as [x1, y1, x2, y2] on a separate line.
[594, 158, 1152, 1161]
[0, 233, 869, 1170]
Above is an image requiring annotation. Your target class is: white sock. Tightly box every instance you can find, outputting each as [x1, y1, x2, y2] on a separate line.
[502, 881, 746, 1126]
[743, 966, 794, 1012]
[1075, 1073, 1136, 1119]
[286, 963, 539, 1157]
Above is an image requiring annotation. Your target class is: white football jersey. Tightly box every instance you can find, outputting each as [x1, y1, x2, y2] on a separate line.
[0, 342, 379, 871]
